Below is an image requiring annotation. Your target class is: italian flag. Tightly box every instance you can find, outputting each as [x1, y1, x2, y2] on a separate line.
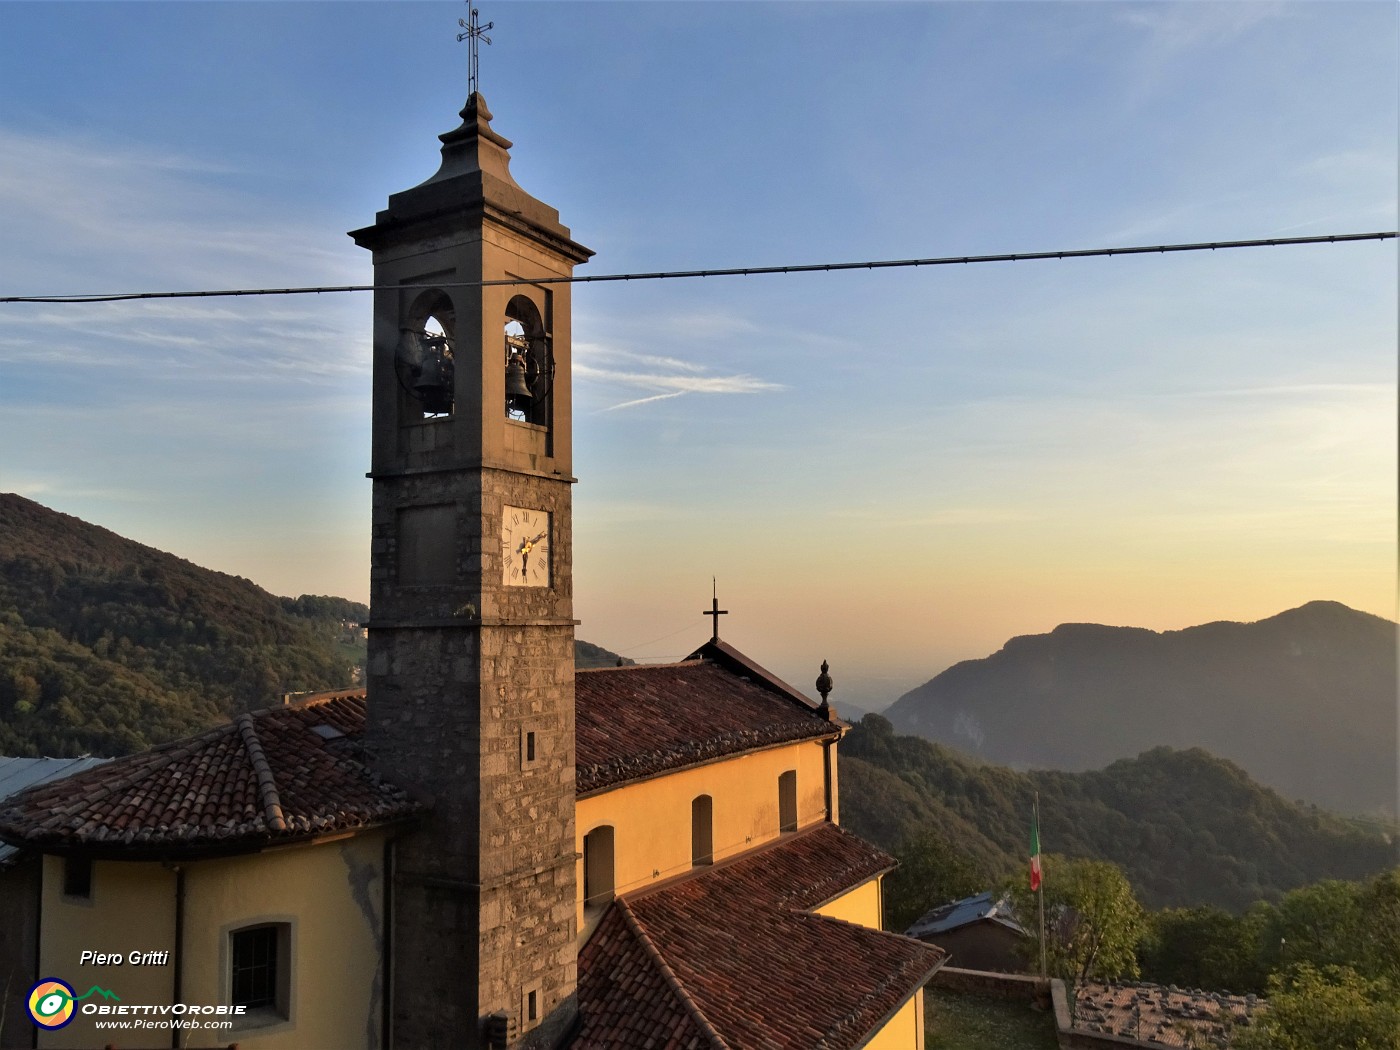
[1029, 801, 1042, 892]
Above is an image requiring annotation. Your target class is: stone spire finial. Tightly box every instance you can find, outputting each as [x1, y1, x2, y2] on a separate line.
[815, 659, 833, 719]
[426, 91, 521, 189]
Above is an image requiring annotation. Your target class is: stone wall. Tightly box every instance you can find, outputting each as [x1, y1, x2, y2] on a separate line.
[931, 965, 1047, 1002]
[929, 967, 1256, 1050]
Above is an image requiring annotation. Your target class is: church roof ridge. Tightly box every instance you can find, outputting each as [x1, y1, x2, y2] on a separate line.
[615, 897, 730, 1050]
[575, 658, 703, 674]
[235, 712, 286, 834]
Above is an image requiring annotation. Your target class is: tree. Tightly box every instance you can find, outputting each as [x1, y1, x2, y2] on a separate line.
[1007, 855, 1143, 993]
[1265, 879, 1365, 971]
[1138, 904, 1269, 994]
[884, 829, 987, 933]
[1234, 963, 1400, 1050]
[1357, 866, 1400, 984]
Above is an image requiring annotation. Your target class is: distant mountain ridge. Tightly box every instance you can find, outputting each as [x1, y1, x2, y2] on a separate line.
[883, 602, 1397, 816]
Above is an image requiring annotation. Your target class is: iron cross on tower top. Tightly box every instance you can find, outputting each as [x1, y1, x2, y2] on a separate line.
[456, 4, 494, 98]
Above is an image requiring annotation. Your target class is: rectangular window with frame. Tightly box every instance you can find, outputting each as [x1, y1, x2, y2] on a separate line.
[230, 923, 289, 1018]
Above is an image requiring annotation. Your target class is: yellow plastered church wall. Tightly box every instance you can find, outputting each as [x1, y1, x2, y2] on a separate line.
[861, 990, 924, 1050]
[576, 739, 827, 922]
[38, 857, 177, 1050]
[179, 830, 387, 1050]
[813, 874, 883, 928]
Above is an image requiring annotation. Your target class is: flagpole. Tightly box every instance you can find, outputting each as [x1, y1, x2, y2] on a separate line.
[1036, 792, 1047, 980]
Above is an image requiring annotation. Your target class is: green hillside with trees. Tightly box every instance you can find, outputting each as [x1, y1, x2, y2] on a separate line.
[840, 714, 1395, 915]
[0, 494, 369, 757]
[0, 495, 633, 759]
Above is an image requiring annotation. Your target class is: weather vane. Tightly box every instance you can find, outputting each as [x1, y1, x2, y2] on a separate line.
[457, 5, 494, 99]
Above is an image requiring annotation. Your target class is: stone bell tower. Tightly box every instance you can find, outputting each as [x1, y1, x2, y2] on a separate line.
[350, 91, 592, 1049]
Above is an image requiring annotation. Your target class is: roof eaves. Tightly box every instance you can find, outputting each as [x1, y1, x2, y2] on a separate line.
[842, 947, 948, 1050]
[577, 725, 840, 798]
[805, 867, 896, 915]
[575, 659, 703, 675]
[0, 732, 215, 839]
[792, 913, 947, 1050]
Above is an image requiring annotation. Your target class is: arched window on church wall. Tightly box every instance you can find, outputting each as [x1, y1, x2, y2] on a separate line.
[691, 795, 714, 867]
[779, 770, 798, 833]
[583, 825, 615, 912]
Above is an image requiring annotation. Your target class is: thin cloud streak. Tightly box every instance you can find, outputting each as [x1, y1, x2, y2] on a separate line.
[601, 391, 687, 413]
[574, 343, 782, 409]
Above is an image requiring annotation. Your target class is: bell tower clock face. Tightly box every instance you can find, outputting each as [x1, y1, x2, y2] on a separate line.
[501, 505, 551, 587]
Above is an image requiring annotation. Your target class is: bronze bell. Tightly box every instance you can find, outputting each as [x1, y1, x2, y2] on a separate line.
[414, 335, 453, 414]
[505, 350, 533, 410]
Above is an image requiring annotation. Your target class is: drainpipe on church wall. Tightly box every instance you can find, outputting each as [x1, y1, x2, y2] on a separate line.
[817, 744, 828, 828]
[170, 864, 184, 1050]
[382, 835, 396, 1050]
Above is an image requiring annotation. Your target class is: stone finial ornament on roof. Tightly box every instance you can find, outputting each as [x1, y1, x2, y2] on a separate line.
[816, 659, 833, 719]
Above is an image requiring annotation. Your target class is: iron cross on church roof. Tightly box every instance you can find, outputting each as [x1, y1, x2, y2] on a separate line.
[456, 4, 494, 98]
[703, 579, 728, 642]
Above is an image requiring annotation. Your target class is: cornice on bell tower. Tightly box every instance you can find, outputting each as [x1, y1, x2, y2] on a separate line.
[351, 93, 591, 267]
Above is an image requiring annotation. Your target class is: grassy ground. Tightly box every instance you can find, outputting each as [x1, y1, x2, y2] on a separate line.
[925, 987, 1059, 1050]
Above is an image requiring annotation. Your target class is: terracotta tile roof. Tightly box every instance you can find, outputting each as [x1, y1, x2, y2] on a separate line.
[575, 904, 714, 1050]
[576, 647, 838, 796]
[0, 693, 416, 856]
[0, 642, 837, 854]
[573, 823, 946, 1049]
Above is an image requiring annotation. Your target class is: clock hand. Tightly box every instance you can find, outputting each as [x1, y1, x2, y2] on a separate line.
[516, 531, 547, 556]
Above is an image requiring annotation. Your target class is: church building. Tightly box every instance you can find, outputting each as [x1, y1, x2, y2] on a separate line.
[0, 88, 943, 1050]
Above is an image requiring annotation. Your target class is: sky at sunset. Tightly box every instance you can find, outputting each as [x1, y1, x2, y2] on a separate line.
[1, 2, 1395, 710]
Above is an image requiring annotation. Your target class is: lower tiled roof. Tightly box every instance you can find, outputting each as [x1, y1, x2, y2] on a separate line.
[0, 757, 112, 866]
[0, 693, 416, 856]
[573, 823, 946, 1049]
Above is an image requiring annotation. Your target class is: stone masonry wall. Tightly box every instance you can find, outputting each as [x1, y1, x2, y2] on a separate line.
[367, 460, 577, 1048]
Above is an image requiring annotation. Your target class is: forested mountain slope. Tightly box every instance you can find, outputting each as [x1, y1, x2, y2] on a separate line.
[0, 495, 633, 758]
[0, 495, 368, 756]
[840, 715, 1396, 912]
[882, 602, 1397, 816]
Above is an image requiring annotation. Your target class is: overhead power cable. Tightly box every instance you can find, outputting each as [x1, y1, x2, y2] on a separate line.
[1, 231, 1393, 305]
